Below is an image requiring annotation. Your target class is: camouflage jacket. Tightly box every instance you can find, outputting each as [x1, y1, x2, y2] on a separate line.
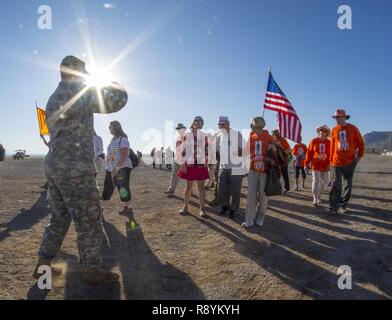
[45, 80, 128, 178]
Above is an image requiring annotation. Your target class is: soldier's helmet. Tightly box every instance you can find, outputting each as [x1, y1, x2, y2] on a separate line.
[60, 55, 89, 77]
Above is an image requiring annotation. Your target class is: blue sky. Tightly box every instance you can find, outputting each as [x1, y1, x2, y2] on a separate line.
[0, 0, 391, 155]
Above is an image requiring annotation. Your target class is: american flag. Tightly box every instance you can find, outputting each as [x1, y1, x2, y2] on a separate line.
[263, 71, 302, 143]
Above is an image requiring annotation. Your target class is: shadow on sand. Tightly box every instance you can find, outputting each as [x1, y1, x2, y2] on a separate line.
[28, 217, 205, 300]
[189, 207, 391, 299]
[0, 191, 49, 242]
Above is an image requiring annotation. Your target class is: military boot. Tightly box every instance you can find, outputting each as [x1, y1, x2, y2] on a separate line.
[81, 266, 119, 284]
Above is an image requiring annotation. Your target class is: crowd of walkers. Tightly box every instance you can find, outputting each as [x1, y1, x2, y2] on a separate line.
[32, 53, 365, 286]
[161, 109, 364, 228]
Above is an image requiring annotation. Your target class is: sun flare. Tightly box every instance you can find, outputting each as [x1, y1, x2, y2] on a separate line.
[85, 66, 113, 89]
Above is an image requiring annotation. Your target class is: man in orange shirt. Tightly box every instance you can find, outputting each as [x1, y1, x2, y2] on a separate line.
[243, 117, 274, 228]
[292, 137, 307, 191]
[272, 130, 291, 194]
[305, 125, 331, 206]
[329, 109, 364, 214]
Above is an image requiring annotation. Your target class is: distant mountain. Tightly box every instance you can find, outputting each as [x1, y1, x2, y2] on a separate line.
[364, 131, 392, 151]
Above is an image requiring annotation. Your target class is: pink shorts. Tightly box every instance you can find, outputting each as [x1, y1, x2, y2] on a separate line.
[178, 165, 209, 181]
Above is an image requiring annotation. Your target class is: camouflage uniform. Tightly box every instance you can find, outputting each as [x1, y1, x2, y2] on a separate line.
[38, 56, 128, 267]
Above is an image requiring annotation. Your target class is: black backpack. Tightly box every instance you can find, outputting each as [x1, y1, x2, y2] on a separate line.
[119, 137, 139, 168]
[129, 148, 139, 168]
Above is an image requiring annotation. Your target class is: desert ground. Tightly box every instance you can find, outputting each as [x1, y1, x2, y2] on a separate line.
[0, 155, 391, 300]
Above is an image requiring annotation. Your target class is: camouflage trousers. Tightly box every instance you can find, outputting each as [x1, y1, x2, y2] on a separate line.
[38, 175, 103, 267]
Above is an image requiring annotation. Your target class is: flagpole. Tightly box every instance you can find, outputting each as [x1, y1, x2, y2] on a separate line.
[262, 66, 271, 117]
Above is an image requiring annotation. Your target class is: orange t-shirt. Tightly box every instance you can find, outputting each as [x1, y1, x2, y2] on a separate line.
[293, 143, 307, 168]
[246, 130, 274, 173]
[305, 138, 331, 172]
[330, 123, 364, 167]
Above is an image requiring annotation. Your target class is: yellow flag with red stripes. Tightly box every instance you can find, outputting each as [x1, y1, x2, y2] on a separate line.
[36, 107, 49, 135]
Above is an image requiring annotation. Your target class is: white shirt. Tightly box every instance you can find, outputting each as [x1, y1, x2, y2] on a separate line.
[106, 136, 133, 172]
[214, 128, 247, 175]
[94, 135, 104, 160]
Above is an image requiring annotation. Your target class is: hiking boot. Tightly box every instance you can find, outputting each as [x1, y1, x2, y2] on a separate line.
[81, 266, 119, 284]
[219, 206, 229, 215]
[228, 209, 235, 219]
[32, 257, 52, 279]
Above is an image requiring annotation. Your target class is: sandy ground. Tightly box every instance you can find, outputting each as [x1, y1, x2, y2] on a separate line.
[0, 154, 391, 300]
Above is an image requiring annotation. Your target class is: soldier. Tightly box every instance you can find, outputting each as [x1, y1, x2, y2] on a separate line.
[32, 55, 128, 283]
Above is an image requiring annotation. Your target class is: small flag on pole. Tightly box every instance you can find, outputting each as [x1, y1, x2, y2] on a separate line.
[263, 71, 302, 143]
[36, 106, 49, 135]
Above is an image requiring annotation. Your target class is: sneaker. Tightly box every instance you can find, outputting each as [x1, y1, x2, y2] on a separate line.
[219, 206, 229, 215]
[179, 207, 188, 215]
[32, 257, 52, 279]
[313, 200, 319, 207]
[295, 186, 299, 191]
[241, 222, 254, 229]
[255, 216, 265, 226]
[199, 210, 206, 217]
[119, 207, 133, 216]
[329, 207, 338, 214]
[164, 189, 174, 195]
[282, 189, 289, 195]
[228, 209, 235, 219]
[81, 266, 119, 284]
[340, 207, 350, 214]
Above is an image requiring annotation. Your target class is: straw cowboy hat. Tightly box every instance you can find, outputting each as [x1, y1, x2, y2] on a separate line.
[316, 125, 331, 136]
[250, 117, 266, 129]
[332, 109, 350, 120]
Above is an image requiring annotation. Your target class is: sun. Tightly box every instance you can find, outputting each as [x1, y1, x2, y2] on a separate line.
[85, 66, 113, 89]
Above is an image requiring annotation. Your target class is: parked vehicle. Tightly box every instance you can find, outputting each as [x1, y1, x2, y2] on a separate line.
[12, 150, 30, 160]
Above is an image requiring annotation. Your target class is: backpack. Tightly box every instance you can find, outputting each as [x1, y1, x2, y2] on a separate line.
[129, 148, 139, 168]
[119, 137, 139, 168]
[265, 166, 282, 196]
